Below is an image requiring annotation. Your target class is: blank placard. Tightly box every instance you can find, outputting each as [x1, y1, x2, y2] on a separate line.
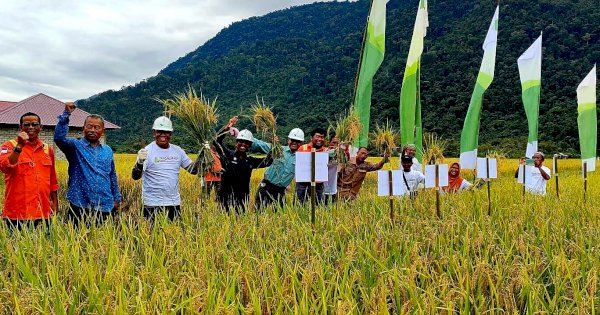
[477, 158, 498, 179]
[377, 170, 407, 196]
[295, 152, 329, 182]
[425, 164, 449, 188]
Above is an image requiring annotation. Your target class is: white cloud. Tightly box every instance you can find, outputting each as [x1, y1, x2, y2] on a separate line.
[0, 0, 334, 101]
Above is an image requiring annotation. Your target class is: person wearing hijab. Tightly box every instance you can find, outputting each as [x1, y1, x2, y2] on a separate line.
[442, 162, 472, 193]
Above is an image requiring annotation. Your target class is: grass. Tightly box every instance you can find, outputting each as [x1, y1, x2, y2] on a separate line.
[0, 155, 598, 313]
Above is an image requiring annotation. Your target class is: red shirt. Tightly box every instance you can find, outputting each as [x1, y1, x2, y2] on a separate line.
[0, 139, 59, 220]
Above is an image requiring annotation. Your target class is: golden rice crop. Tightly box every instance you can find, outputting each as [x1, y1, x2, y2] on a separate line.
[0, 155, 598, 313]
[250, 97, 283, 159]
[156, 85, 218, 178]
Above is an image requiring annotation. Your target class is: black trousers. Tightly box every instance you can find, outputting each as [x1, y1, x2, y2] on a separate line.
[295, 182, 324, 204]
[67, 203, 115, 226]
[255, 180, 287, 210]
[143, 205, 181, 221]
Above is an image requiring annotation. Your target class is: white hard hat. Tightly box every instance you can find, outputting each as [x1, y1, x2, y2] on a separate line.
[152, 116, 173, 132]
[288, 128, 304, 141]
[236, 129, 254, 142]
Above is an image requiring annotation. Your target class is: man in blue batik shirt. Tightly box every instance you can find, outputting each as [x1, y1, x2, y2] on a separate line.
[54, 102, 121, 224]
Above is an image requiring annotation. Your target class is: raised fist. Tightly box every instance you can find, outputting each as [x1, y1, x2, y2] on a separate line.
[65, 102, 77, 113]
[136, 148, 148, 164]
[17, 131, 28, 146]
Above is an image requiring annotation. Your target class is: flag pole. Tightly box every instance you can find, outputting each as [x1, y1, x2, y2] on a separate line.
[352, 0, 374, 103]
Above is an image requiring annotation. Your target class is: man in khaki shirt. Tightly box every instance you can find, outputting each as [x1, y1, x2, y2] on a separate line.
[337, 147, 388, 201]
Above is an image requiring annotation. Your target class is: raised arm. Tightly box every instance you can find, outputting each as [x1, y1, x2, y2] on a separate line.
[54, 102, 78, 152]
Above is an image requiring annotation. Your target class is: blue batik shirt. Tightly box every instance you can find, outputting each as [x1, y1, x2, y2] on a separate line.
[54, 110, 122, 212]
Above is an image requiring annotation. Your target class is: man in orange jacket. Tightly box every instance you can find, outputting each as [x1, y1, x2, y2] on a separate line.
[0, 112, 59, 229]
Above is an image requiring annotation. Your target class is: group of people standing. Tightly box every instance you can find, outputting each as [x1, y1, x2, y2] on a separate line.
[0, 103, 553, 228]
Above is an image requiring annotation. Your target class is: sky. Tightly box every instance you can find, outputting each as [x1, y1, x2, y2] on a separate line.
[0, 0, 334, 102]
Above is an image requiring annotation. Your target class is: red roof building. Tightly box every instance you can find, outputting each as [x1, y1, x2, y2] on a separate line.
[0, 93, 120, 159]
[0, 93, 119, 129]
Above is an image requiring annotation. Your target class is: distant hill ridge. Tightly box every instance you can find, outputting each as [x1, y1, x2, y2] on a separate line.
[79, 0, 599, 157]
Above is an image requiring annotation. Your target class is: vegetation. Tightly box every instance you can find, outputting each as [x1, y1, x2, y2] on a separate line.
[77, 0, 599, 157]
[0, 155, 598, 313]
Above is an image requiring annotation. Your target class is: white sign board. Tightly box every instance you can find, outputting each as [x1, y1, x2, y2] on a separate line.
[477, 158, 498, 179]
[377, 170, 408, 196]
[295, 152, 329, 182]
[424, 164, 449, 188]
[323, 164, 338, 194]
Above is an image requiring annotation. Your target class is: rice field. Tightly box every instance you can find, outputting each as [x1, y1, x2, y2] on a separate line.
[0, 155, 598, 314]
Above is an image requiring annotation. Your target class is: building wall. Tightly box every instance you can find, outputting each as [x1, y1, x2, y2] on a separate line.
[0, 127, 106, 160]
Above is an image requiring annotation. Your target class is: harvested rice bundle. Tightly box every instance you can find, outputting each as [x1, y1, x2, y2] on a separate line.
[251, 97, 283, 159]
[328, 109, 362, 165]
[371, 120, 399, 157]
[156, 85, 219, 177]
[422, 132, 447, 165]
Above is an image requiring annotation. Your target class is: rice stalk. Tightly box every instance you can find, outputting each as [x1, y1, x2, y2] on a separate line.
[155, 85, 219, 177]
[251, 97, 283, 159]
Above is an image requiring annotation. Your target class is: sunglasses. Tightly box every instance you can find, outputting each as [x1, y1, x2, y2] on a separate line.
[289, 139, 303, 144]
[22, 122, 40, 128]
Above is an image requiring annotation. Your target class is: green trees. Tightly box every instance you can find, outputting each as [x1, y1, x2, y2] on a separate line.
[79, 0, 599, 156]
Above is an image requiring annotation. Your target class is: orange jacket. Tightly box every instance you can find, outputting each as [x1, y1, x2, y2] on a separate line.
[0, 139, 59, 220]
[204, 150, 222, 182]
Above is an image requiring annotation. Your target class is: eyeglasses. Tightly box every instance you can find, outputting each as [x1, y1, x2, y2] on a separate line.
[22, 122, 40, 128]
[84, 124, 103, 131]
[289, 139, 303, 144]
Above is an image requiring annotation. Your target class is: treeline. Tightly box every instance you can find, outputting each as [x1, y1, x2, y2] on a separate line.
[78, 0, 599, 157]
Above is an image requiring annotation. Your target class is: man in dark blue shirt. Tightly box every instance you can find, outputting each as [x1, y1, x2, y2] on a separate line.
[54, 102, 121, 225]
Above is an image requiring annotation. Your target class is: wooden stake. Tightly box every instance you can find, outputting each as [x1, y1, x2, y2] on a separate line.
[522, 164, 527, 198]
[435, 164, 441, 218]
[486, 158, 491, 216]
[554, 155, 559, 199]
[311, 149, 316, 226]
[584, 161, 588, 203]
[388, 170, 394, 221]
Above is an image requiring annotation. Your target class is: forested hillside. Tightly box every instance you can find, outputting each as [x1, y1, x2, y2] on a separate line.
[78, 0, 599, 156]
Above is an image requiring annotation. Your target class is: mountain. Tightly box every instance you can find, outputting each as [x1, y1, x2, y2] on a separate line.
[78, 0, 599, 157]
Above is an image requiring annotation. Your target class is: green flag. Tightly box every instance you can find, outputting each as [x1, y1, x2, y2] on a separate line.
[517, 33, 543, 158]
[577, 65, 597, 172]
[459, 6, 499, 169]
[399, 0, 428, 161]
[354, 0, 387, 147]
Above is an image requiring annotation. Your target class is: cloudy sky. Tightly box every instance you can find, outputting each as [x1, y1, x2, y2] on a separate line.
[0, 0, 334, 102]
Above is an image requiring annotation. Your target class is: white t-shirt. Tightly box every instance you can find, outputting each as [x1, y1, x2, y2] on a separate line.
[525, 166, 551, 196]
[401, 169, 425, 193]
[142, 142, 193, 206]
